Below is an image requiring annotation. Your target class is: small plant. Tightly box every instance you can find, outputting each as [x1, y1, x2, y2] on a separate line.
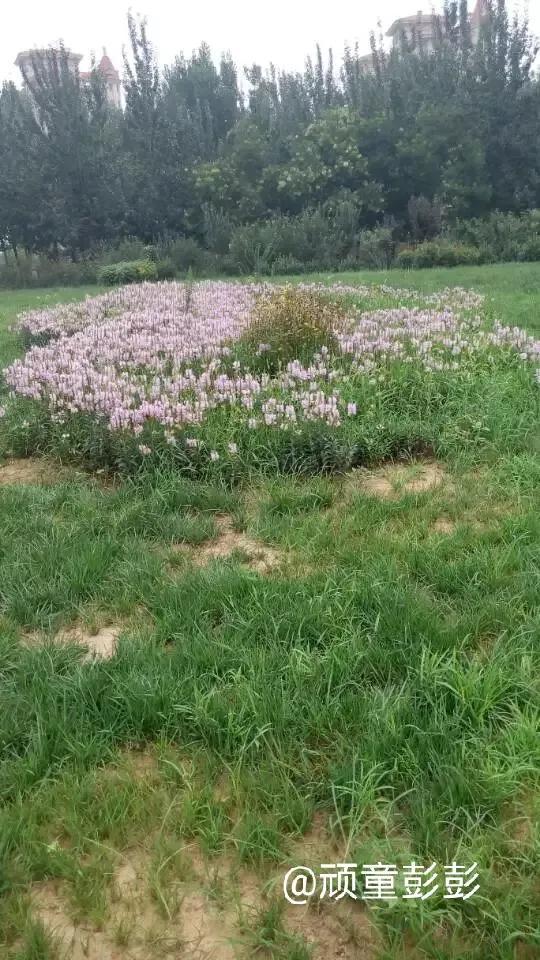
[240, 286, 342, 371]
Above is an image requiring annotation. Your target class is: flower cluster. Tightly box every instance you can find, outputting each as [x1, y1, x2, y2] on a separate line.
[4, 281, 539, 442]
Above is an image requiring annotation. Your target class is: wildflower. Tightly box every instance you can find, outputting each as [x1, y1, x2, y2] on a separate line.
[2, 280, 533, 450]
[138, 444, 152, 456]
[228, 442, 238, 454]
[0, 406, 5, 418]
[210, 450, 220, 461]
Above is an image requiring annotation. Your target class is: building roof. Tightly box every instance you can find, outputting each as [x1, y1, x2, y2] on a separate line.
[386, 13, 439, 37]
[97, 50, 119, 80]
[357, 52, 376, 71]
[15, 48, 83, 67]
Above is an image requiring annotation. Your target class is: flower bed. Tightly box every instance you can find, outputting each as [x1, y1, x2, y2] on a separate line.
[2, 281, 539, 475]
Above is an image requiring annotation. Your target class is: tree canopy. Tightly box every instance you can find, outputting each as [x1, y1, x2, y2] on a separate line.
[1, 0, 538, 258]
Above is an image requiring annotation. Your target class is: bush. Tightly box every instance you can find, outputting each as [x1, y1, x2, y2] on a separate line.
[228, 210, 397, 275]
[448, 210, 540, 262]
[96, 239, 149, 264]
[0, 255, 99, 289]
[396, 241, 482, 269]
[356, 227, 396, 269]
[97, 259, 158, 285]
[407, 195, 442, 241]
[159, 237, 215, 275]
[155, 258, 177, 280]
[238, 287, 342, 371]
[228, 225, 275, 274]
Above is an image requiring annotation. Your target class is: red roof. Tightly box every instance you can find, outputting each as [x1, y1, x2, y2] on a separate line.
[98, 53, 119, 79]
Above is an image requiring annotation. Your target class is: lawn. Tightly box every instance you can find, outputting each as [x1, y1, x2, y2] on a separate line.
[0, 267, 538, 960]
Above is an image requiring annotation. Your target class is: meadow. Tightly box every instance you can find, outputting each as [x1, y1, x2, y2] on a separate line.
[0, 263, 538, 960]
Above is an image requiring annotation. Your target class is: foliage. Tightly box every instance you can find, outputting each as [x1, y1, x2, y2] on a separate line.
[1, 1, 539, 273]
[239, 286, 341, 370]
[397, 240, 483, 268]
[448, 209, 540, 262]
[0, 254, 99, 289]
[97, 259, 158, 285]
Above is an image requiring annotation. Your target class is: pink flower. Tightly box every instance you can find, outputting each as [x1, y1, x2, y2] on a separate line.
[347, 402, 357, 416]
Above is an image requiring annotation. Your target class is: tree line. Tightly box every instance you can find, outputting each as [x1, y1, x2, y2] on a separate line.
[0, 1, 539, 266]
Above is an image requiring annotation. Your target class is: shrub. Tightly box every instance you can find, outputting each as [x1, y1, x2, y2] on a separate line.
[356, 227, 396, 269]
[270, 255, 307, 276]
[396, 241, 482, 269]
[229, 225, 275, 274]
[516, 237, 540, 262]
[202, 203, 234, 255]
[96, 239, 149, 264]
[395, 247, 417, 269]
[448, 210, 540, 262]
[155, 258, 177, 280]
[238, 287, 342, 371]
[407, 195, 442, 241]
[97, 259, 158, 285]
[0, 255, 99, 289]
[159, 237, 214, 275]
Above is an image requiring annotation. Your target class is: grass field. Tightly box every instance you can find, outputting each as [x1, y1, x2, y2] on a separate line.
[0, 266, 538, 960]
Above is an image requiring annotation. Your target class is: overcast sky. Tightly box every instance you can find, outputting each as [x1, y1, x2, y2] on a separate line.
[3, 0, 538, 87]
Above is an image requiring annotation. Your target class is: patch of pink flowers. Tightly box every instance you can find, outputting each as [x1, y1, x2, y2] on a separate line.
[4, 281, 539, 437]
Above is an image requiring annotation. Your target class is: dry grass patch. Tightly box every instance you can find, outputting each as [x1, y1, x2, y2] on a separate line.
[345, 459, 448, 501]
[22, 617, 134, 661]
[0, 457, 78, 486]
[430, 517, 457, 535]
[175, 514, 284, 575]
[55, 623, 123, 660]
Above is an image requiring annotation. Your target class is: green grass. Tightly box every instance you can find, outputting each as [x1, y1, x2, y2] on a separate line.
[0, 286, 104, 368]
[0, 268, 538, 959]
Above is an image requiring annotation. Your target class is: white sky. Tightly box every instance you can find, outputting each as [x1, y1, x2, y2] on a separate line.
[2, 0, 538, 87]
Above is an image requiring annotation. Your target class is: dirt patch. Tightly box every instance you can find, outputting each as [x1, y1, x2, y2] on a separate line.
[56, 624, 122, 660]
[32, 845, 378, 960]
[285, 898, 378, 960]
[0, 457, 76, 486]
[27, 758, 379, 960]
[24, 621, 124, 661]
[31, 847, 258, 960]
[431, 517, 456, 534]
[189, 515, 283, 575]
[352, 461, 447, 500]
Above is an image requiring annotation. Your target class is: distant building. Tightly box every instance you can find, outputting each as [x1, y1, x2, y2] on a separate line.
[15, 47, 121, 108]
[386, 11, 441, 52]
[357, 52, 378, 75]
[358, 0, 490, 73]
